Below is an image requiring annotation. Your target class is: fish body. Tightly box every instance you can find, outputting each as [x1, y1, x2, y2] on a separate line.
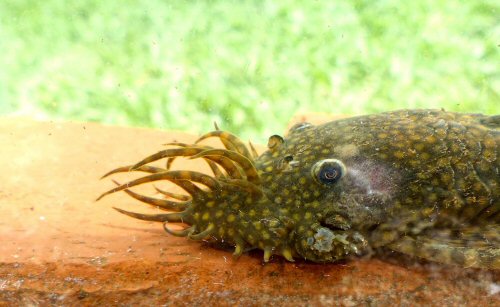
[99, 109, 500, 268]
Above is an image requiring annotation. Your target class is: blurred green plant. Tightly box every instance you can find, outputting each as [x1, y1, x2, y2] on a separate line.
[0, 0, 498, 142]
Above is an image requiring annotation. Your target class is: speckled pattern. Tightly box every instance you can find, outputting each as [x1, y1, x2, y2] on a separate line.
[99, 109, 499, 268]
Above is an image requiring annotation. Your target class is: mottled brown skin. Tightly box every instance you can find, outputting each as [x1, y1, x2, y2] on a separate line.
[98, 110, 500, 268]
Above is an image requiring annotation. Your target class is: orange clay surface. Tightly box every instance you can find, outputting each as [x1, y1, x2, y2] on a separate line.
[0, 115, 498, 306]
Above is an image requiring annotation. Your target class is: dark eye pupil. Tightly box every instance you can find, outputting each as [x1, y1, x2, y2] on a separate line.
[319, 165, 341, 184]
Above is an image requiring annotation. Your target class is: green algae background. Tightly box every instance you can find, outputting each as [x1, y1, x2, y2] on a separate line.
[0, 0, 498, 142]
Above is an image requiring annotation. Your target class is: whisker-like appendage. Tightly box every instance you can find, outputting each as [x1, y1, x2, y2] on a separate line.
[281, 248, 295, 262]
[96, 171, 221, 201]
[163, 142, 214, 149]
[204, 155, 243, 179]
[154, 186, 191, 201]
[163, 223, 195, 237]
[188, 223, 215, 240]
[195, 131, 253, 161]
[204, 158, 225, 179]
[248, 141, 259, 159]
[213, 121, 220, 130]
[263, 247, 273, 262]
[130, 148, 207, 170]
[233, 242, 245, 258]
[190, 149, 260, 185]
[165, 158, 173, 170]
[112, 179, 188, 211]
[222, 179, 263, 199]
[161, 143, 215, 170]
[101, 165, 166, 179]
[169, 180, 205, 199]
[123, 189, 189, 211]
[113, 207, 188, 223]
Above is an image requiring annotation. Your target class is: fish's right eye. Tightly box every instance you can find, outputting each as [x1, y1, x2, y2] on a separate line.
[311, 159, 346, 185]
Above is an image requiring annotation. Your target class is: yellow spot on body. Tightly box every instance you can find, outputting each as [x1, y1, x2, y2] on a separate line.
[484, 138, 495, 148]
[274, 196, 282, 204]
[215, 210, 224, 218]
[409, 160, 419, 167]
[441, 173, 452, 184]
[422, 207, 435, 217]
[249, 210, 256, 217]
[382, 231, 398, 242]
[378, 153, 388, 159]
[253, 221, 262, 230]
[279, 208, 289, 215]
[262, 231, 270, 240]
[263, 209, 271, 216]
[420, 152, 431, 160]
[473, 182, 484, 192]
[378, 133, 388, 139]
[206, 201, 215, 208]
[265, 166, 274, 172]
[394, 151, 405, 159]
[425, 135, 437, 144]
[293, 213, 300, 221]
[193, 212, 200, 221]
[304, 212, 312, 220]
[227, 228, 235, 236]
[336, 144, 359, 158]
[202, 212, 210, 221]
[299, 177, 307, 185]
[231, 203, 240, 210]
[484, 150, 495, 162]
[414, 143, 425, 151]
[268, 219, 279, 227]
[227, 214, 236, 223]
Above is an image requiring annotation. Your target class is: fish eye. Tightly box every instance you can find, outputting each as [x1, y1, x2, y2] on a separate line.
[311, 159, 346, 185]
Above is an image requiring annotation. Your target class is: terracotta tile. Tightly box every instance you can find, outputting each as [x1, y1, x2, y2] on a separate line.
[0, 117, 498, 306]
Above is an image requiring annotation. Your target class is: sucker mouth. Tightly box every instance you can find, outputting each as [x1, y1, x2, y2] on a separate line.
[307, 224, 369, 259]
